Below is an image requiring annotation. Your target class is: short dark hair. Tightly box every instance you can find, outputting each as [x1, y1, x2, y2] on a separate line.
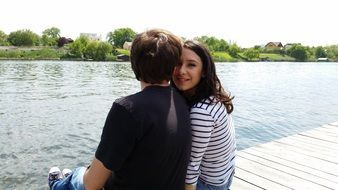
[181, 40, 234, 113]
[130, 29, 182, 84]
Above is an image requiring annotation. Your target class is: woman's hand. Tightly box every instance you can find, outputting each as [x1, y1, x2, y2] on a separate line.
[185, 184, 196, 190]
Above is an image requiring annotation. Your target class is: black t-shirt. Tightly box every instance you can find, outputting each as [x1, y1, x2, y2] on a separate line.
[95, 85, 191, 190]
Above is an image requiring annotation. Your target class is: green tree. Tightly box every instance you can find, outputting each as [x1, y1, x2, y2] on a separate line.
[287, 44, 308, 61]
[243, 48, 260, 60]
[314, 46, 327, 58]
[205, 36, 218, 51]
[0, 30, 9, 45]
[217, 39, 229, 52]
[253, 45, 264, 53]
[68, 35, 89, 58]
[194, 36, 208, 44]
[194, 36, 229, 52]
[8, 29, 40, 46]
[84, 41, 98, 59]
[326, 45, 338, 59]
[84, 41, 112, 61]
[41, 27, 60, 46]
[228, 43, 240, 57]
[107, 28, 136, 48]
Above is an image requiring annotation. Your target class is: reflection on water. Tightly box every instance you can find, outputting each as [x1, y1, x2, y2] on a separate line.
[13, 62, 39, 81]
[1, 60, 338, 189]
[42, 63, 64, 79]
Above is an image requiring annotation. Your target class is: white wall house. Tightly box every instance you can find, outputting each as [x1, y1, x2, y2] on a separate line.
[123, 41, 132, 50]
[80, 33, 101, 41]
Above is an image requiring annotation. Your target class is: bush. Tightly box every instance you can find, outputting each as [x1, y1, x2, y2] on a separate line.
[211, 51, 237, 62]
[0, 48, 61, 59]
[8, 29, 40, 46]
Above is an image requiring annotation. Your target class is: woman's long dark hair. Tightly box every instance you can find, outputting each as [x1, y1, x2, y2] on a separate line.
[178, 40, 234, 114]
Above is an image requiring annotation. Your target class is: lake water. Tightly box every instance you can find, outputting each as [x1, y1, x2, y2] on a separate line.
[1, 60, 338, 189]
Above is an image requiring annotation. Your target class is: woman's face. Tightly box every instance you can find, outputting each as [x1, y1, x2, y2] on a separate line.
[173, 47, 203, 96]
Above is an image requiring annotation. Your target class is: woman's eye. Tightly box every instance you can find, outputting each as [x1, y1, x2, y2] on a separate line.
[188, 63, 196, 67]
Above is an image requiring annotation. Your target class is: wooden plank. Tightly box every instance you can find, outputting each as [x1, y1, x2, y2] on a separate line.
[300, 130, 338, 142]
[242, 148, 338, 183]
[328, 122, 338, 126]
[275, 136, 338, 159]
[284, 134, 338, 152]
[308, 128, 338, 138]
[292, 134, 338, 150]
[234, 167, 291, 190]
[262, 140, 338, 164]
[237, 151, 338, 189]
[262, 140, 338, 167]
[235, 156, 331, 189]
[314, 125, 338, 136]
[231, 176, 264, 190]
[247, 144, 338, 175]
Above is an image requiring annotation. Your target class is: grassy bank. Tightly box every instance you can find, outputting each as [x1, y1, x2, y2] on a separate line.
[0, 47, 328, 62]
[0, 46, 240, 62]
[259, 53, 295, 62]
[211, 52, 240, 62]
[0, 47, 62, 60]
[0, 46, 121, 61]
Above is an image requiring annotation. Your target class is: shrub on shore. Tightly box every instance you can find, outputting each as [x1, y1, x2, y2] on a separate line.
[0, 47, 61, 60]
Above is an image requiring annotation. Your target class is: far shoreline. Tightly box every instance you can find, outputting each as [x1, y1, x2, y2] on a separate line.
[1, 46, 337, 62]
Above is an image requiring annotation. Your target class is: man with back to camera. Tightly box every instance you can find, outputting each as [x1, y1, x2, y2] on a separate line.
[48, 28, 192, 190]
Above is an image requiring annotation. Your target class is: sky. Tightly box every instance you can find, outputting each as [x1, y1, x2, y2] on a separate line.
[1, 0, 337, 48]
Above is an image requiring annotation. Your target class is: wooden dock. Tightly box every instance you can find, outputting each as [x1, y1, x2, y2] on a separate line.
[232, 122, 338, 190]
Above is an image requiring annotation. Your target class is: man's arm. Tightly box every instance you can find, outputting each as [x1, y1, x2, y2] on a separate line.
[83, 158, 111, 190]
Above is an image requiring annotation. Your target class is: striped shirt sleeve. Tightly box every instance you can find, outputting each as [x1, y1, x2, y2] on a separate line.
[185, 106, 215, 185]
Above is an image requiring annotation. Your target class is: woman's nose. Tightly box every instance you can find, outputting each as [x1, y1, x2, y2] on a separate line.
[177, 65, 187, 74]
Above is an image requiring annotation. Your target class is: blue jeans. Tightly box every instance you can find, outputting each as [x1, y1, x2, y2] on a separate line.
[51, 167, 86, 190]
[196, 177, 233, 190]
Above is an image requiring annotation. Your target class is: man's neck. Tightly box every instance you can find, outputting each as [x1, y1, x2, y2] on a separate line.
[140, 80, 170, 90]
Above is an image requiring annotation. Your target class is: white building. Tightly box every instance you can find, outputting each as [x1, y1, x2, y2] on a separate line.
[80, 33, 101, 41]
[123, 41, 132, 50]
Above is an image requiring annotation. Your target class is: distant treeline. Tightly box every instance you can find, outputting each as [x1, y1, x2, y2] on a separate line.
[1, 27, 337, 62]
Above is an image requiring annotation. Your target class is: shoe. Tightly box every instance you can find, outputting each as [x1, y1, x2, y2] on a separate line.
[62, 168, 72, 178]
[48, 167, 62, 187]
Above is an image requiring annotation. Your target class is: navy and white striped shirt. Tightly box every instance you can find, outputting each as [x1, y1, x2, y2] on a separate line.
[185, 96, 236, 186]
